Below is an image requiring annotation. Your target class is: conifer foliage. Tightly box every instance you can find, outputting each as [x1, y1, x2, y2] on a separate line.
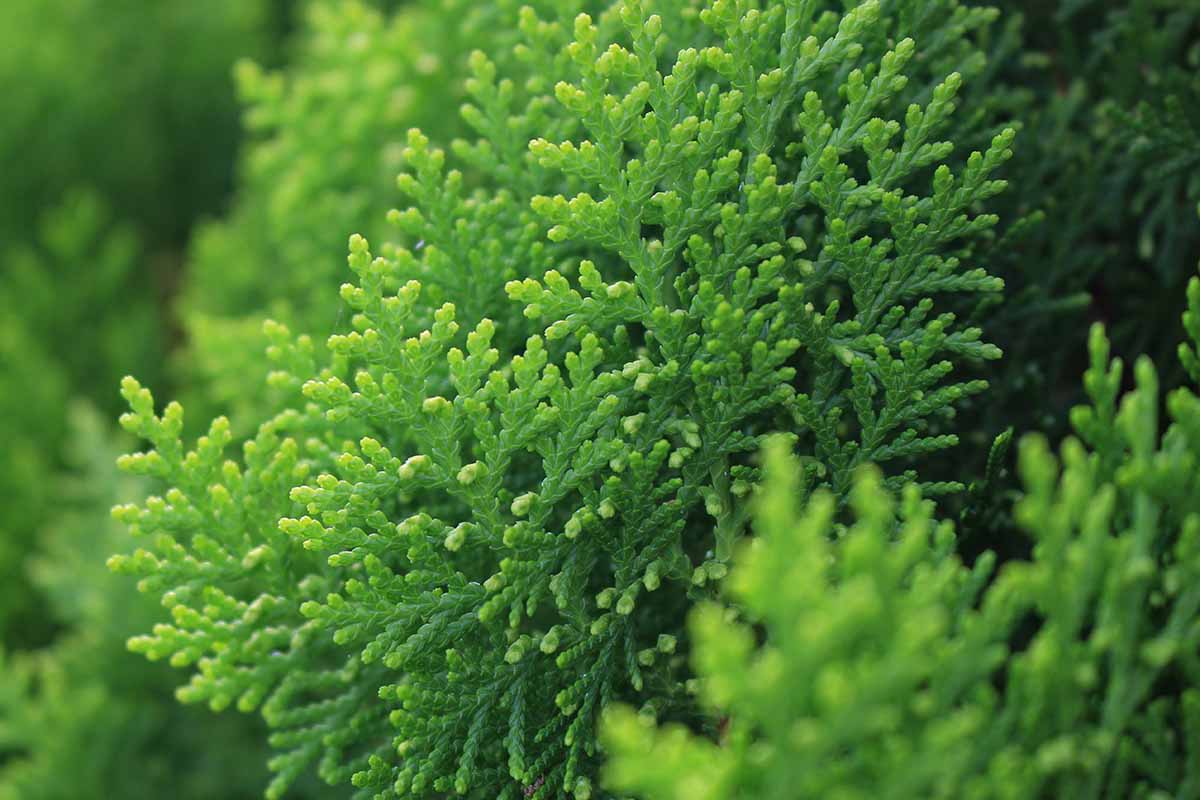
[179, 0, 511, 426]
[604, 271, 1200, 799]
[111, 1, 1019, 796]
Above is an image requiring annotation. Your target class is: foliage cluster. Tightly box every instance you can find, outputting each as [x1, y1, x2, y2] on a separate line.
[606, 299, 1200, 798]
[113, 2, 1021, 795]
[0, 1, 1197, 799]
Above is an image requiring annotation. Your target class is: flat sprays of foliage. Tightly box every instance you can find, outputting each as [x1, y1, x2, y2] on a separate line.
[4, 0, 1196, 799]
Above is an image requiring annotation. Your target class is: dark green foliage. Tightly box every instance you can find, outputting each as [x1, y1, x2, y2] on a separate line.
[964, 0, 1200, 447]
[0, 0, 274, 245]
[0, 323, 68, 647]
[0, 192, 163, 414]
[0, 193, 161, 647]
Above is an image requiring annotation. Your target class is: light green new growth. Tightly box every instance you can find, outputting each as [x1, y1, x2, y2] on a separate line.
[603, 270, 1200, 799]
[112, 1, 1016, 796]
[1183, 230, 1200, 384]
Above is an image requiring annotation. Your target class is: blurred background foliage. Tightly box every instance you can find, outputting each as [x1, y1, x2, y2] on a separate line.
[0, 0, 298, 794]
[0, 0, 1195, 797]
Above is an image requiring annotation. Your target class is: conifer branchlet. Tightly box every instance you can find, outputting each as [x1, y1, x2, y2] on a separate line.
[114, 1, 1017, 796]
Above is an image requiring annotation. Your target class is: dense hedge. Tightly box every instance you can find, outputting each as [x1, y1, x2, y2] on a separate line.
[1, 1, 1197, 798]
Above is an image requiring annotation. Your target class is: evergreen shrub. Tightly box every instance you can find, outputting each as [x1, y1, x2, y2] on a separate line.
[0, 0, 1191, 798]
